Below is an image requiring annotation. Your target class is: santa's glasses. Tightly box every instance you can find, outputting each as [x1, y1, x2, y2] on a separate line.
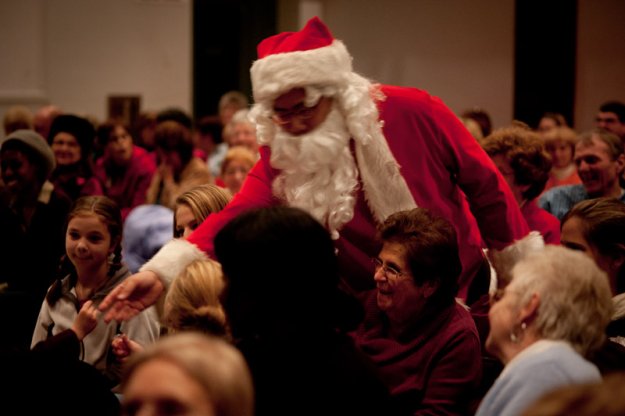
[271, 99, 322, 125]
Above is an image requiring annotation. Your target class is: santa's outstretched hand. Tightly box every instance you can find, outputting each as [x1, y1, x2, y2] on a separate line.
[99, 270, 163, 322]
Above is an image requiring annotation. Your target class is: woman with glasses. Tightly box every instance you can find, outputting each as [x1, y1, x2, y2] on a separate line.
[476, 245, 612, 416]
[352, 208, 482, 415]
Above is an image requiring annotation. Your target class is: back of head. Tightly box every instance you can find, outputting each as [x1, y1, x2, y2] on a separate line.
[482, 125, 552, 200]
[156, 108, 193, 131]
[462, 108, 493, 137]
[122, 332, 254, 416]
[214, 207, 339, 333]
[379, 207, 461, 307]
[509, 245, 613, 356]
[164, 259, 229, 338]
[154, 120, 194, 164]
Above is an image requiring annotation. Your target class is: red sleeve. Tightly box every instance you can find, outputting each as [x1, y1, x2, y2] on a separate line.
[187, 146, 279, 257]
[431, 97, 530, 249]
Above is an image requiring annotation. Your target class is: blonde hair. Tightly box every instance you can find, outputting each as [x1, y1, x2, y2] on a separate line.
[509, 245, 613, 356]
[123, 333, 254, 416]
[543, 126, 578, 148]
[163, 259, 229, 338]
[173, 184, 232, 237]
[220, 146, 256, 176]
[3, 105, 34, 135]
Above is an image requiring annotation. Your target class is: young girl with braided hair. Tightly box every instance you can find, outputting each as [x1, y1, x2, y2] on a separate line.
[31, 196, 160, 385]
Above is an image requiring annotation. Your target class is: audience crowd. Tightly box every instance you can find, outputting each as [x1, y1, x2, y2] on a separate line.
[1, 16, 625, 416]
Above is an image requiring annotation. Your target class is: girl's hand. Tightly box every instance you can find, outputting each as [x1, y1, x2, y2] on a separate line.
[71, 300, 100, 340]
[111, 333, 144, 362]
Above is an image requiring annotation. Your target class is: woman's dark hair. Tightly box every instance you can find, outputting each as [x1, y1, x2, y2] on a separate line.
[482, 125, 552, 201]
[214, 207, 340, 337]
[46, 196, 124, 305]
[96, 118, 131, 147]
[562, 197, 625, 294]
[154, 120, 194, 166]
[379, 208, 461, 308]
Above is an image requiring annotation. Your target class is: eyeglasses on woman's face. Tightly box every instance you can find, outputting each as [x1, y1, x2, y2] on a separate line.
[371, 257, 410, 282]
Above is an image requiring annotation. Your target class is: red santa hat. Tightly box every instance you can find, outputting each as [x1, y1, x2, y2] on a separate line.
[251, 17, 353, 103]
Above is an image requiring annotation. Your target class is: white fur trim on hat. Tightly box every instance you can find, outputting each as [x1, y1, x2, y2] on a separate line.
[140, 238, 208, 289]
[251, 40, 353, 103]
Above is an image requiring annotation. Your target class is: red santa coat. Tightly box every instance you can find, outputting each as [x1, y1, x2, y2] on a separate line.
[188, 85, 529, 299]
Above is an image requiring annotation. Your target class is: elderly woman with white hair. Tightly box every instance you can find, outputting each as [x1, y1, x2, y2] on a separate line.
[476, 245, 613, 416]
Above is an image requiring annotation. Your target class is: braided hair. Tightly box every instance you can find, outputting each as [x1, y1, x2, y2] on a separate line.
[46, 196, 124, 305]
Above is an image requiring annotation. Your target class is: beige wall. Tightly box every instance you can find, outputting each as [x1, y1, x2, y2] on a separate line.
[2, 0, 624, 141]
[0, 0, 191, 140]
[321, 0, 515, 129]
[576, 0, 625, 132]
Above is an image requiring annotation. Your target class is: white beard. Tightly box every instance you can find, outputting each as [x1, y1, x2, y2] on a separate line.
[268, 107, 359, 239]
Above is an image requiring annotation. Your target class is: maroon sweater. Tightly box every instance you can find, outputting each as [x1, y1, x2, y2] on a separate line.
[353, 291, 482, 415]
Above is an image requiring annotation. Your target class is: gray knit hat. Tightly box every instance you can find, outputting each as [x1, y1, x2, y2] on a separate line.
[1, 129, 56, 178]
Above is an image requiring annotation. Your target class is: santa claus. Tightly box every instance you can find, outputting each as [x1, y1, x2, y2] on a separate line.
[101, 17, 529, 321]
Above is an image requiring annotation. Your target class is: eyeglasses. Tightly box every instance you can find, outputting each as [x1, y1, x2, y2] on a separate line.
[371, 257, 407, 281]
[271, 99, 322, 126]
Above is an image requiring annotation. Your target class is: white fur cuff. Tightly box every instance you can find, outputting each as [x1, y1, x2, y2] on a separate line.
[140, 239, 207, 288]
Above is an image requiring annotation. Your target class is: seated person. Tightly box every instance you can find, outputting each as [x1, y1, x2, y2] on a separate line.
[218, 146, 256, 195]
[94, 119, 156, 221]
[214, 206, 395, 415]
[536, 111, 567, 135]
[542, 126, 581, 192]
[121, 333, 253, 416]
[47, 114, 103, 201]
[352, 207, 482, 415]
[539, 129, 625, 220]
[146, 120, 211, 210]
[476, 245, 613, 416]
[482, 125, 560, 244]
[31, 196, 160, 385]
[0, 130, 72, 350]
[225, 109, 259, 157]
[561, 197, 625, 372]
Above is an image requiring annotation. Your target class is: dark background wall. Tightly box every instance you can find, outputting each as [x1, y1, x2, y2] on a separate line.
[193, 0, 276, 119]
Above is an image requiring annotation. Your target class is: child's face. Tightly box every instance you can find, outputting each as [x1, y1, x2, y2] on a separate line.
[66, 214, 113, 272]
